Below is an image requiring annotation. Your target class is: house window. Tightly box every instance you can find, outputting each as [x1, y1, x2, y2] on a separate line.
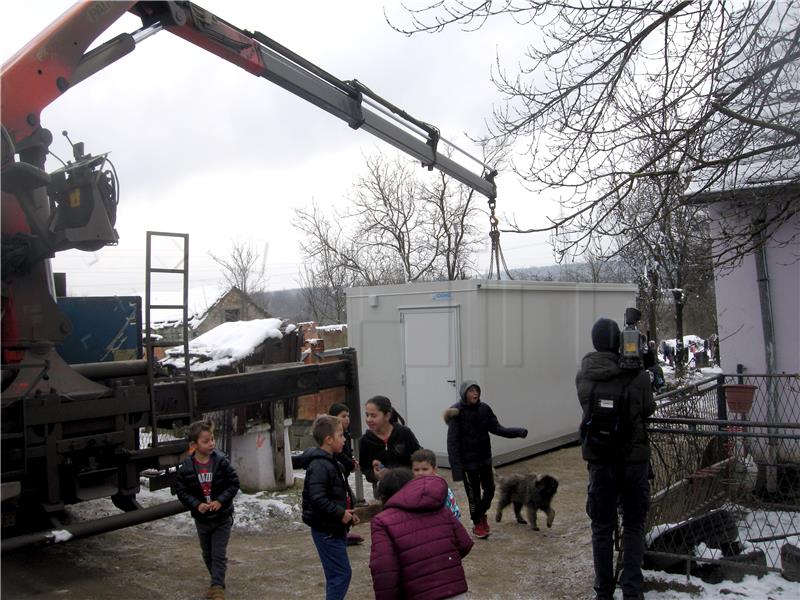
[224, 308, 241, 322]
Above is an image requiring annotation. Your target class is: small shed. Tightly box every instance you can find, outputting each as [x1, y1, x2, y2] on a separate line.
[346, 279, 638, 466]
[160, 318, 300, 491]
[160, 318, 298, 376]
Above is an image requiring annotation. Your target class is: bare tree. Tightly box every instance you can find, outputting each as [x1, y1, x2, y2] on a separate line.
[350, 154, 440, 283]
[209, 240, 267, 296]
[391, 1, 800, 267]
[293, 201, 361, 324]
[612, 171, 713, 376]
[293, 153, 486, 318]
[424, 168, 484, 279]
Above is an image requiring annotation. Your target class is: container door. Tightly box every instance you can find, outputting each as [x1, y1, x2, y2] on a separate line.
[401, 307, 460, 456]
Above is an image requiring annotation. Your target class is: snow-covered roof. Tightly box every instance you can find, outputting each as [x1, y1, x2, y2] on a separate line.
[151, 313, 206, 331]
[161, 318, 284, 373]
[685, 158, 800, 197]
[316, 324, 346, 332]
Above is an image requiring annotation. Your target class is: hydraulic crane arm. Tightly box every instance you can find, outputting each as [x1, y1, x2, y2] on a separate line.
[1, 0, 497, 199]
[1, 2, 499, 530]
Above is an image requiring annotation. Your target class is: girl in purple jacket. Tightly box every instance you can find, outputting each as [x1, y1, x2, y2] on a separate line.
[369, 468, 473, 600]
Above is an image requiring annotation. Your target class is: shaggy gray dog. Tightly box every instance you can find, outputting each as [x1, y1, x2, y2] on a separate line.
[495, 473, 559, 531]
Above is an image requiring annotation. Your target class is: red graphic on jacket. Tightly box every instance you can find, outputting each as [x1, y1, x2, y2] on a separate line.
[194, 457, 213, 503]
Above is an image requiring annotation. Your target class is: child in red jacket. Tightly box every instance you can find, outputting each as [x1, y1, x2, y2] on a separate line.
[369, 468, 473, 600]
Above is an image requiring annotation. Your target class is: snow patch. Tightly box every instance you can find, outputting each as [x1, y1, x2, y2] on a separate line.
[50, 529, 73, 543]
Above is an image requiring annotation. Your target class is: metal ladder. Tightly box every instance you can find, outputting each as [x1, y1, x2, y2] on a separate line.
[144, 231, 194, 446]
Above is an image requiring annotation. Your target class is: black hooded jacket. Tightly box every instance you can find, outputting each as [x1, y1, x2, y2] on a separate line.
[174, 449, 240, 522]
[444, 380, 527, 481]
[358, 424, 421, 484]
[576, 351, 655, 463]
[299, 447, 354, 536]
[335, 428, 356, 477]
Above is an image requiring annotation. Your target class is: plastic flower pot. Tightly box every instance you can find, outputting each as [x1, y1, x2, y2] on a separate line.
[723, 384, 757, 414]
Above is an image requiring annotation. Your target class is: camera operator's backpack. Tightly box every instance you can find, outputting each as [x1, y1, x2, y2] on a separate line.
[580, 376, 636, 459]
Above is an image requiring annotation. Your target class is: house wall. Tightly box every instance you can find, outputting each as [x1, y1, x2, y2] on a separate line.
[195, 289, 268, 336]
[347, 280, 638, 465]
[711, 205, 799, 466]
[712, 207, 800, 375]
[316, 325, 348, 349]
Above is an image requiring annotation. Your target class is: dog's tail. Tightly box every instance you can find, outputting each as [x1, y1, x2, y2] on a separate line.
[443, 407, 459, 424]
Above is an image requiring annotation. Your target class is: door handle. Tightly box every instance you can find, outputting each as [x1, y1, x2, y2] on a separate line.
[447, 379, 456, 385]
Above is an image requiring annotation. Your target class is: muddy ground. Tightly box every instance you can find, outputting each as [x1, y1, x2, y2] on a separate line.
[2, 444, 614, 600]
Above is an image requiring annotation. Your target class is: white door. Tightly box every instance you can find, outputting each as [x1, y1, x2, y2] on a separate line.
[401, 307, 460, 457]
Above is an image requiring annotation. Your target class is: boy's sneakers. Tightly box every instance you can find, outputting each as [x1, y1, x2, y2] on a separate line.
[481, 515, 491, 536]
[205, 586, 225, 599]
[473, 516, 490, 539]
[346, 532, 364, 545]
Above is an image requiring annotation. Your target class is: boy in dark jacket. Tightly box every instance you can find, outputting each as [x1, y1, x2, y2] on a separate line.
[175, 420, 240, 600]
[444, 380, 527, 539]
[328, 402, 364, 545]
[301, 415, 360, 600]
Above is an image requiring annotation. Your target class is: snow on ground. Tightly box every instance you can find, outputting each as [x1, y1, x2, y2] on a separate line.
[67, 467, 373, 539]
[647, 502, 800, 573]
[60, 470, 800, 598]
[662, 363, 723, 388]
[643, 570, 799, 599]
[738, 507, 800, 568]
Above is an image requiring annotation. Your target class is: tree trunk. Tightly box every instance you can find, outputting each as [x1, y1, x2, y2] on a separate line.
[648, 268, 659, 342]
[673, 288, 685, 378]
[270, 399, 288, 490]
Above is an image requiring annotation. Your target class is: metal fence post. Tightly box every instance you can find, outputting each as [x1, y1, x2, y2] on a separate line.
[716, 374, 728, 423]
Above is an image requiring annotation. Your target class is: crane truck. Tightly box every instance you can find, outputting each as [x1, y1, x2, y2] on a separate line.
[0, 1, 497, 548]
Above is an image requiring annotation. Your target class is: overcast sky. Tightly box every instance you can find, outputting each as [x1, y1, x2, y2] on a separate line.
[1, 1, 557, 314]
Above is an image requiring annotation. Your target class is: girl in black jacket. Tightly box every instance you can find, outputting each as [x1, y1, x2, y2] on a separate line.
[444, 380, 527, 539]
[358, 396, 421, 491]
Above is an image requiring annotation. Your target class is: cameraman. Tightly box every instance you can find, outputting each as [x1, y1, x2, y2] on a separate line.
[576, 317, 655, 600]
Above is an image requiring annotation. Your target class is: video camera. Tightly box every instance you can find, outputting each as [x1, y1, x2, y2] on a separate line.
[619, 307, 646, 370]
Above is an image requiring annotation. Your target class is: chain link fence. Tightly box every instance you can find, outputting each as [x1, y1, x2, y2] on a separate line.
[645, 374, 800, 579]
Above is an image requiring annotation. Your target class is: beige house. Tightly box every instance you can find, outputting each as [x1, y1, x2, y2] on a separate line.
[152, 287, 269, 343]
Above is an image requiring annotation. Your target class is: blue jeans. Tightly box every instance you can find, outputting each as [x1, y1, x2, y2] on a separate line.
[195, 514, 233, 588]
[586, 462, 650, 598]
[311, 528, 351, 600]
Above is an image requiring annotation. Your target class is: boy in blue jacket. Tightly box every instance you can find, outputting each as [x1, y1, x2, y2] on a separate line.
[175, 420, 240, 600]
[300, 414, 360, 600]
[445, 380, 527, 539]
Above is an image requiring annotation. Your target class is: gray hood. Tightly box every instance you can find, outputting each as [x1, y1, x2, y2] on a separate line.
[458, 380, 481, 403]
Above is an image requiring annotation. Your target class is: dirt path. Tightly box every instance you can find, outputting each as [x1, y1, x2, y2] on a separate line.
[2, 445, 598, 600]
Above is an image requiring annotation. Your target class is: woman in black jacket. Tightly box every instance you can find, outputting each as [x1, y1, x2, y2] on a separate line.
[358, 395, 421, 491]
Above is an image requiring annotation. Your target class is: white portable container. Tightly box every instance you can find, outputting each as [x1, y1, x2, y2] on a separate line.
[347, 279, 638, 466]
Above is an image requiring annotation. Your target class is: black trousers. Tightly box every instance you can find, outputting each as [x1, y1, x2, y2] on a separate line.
[586, 462, 650, 599]
[462, 464, 495, 525]
[195, 514, 233, 588]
